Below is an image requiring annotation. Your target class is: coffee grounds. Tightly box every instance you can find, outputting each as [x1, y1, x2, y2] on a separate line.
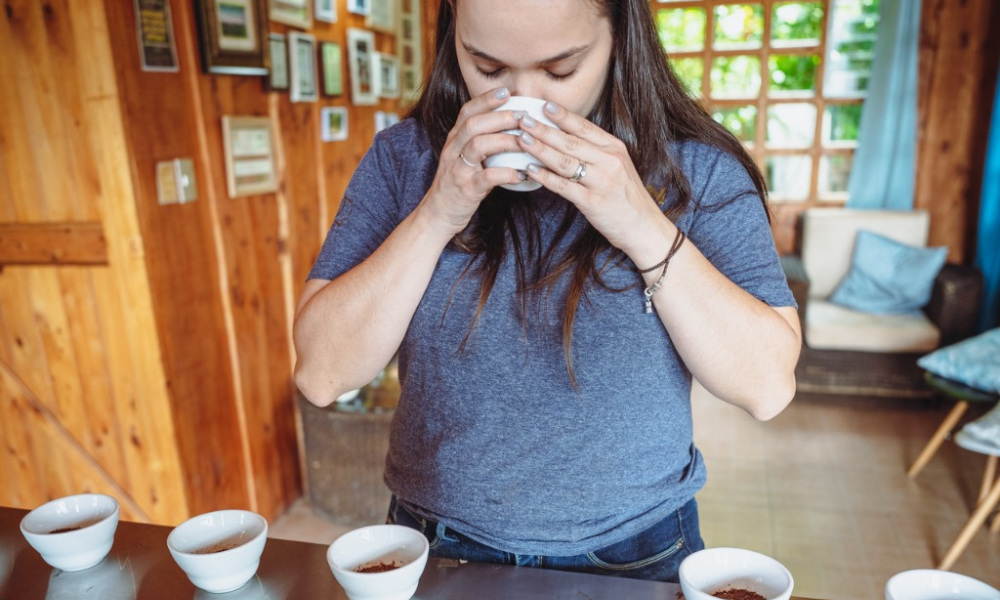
[355, 561, 401, 573]
[712, 588, 766, 600]
[192, 541, 240, 555]
[49, 527, 82, 534]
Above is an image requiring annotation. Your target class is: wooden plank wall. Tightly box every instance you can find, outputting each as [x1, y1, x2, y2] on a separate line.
[97, 0, 435, 521]
[1, 0, 437, 525]
[0, 0, 187, 523]
[916, 0, 1000, 263]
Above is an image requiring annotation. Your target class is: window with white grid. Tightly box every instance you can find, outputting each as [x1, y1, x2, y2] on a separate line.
[652, 0, 880, 205]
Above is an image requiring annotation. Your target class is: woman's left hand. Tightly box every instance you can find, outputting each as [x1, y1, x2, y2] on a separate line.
[516, 101, 666, 256]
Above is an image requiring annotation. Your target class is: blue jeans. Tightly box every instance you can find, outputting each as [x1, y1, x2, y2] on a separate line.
[386, 496, 704, 582]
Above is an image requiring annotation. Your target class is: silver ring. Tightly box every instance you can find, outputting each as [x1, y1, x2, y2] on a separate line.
[569, 161, 587, 183]
[459, 153, 480, 168]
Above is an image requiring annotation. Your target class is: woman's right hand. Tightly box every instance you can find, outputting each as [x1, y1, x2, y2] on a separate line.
[420, 87, 530, 235]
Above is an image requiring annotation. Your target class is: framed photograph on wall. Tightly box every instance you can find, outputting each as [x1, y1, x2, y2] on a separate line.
[321, 42, 344, 96]
[270, 0, 312, 29]
[375, 111, 399, 133]
[288, 32, 318, 102]
[315, 0, 336, 22]
[321, 107, 349, 141]
[134, 0, 180, 72]
[397, 0, 422, 104]
[347, 0, 370, 16]
[267, 33, 290, 90]
[366, 0, 397, 34]
[375, 53, 400, 99]
[194, 0, 268, 75]
[221, 116, 278, 198]
[346, 28, 377, 106]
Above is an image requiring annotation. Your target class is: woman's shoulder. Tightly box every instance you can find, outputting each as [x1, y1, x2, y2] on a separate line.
[671, 139, 755, 194]
[357, 118, 437, 197]
[671, 139, 743, 175]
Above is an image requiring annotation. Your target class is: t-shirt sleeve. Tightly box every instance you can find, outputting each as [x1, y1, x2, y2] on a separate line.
[682, 146, 796, 309]
[308, 133, 404, 282]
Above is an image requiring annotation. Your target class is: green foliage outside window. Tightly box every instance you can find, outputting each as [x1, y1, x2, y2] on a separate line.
[713, 4, 764, 49]
[772, 2, 825, 45]
[657, 8, 706, 52]
[711, 56, 762, 98]
[769, 54, 819, 94]
[713, 106, 758, 143]
[670, 57, 704, 96]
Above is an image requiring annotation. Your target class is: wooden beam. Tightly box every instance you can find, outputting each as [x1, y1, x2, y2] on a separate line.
[0, 222, 108, 265]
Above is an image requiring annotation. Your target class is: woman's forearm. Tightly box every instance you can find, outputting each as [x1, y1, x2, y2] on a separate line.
[293, 202, 454, 407]
[630, 217, 802, 420]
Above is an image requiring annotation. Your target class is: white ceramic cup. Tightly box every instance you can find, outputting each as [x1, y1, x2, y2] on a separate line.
[20, 493, 120, 572]
[482, 96, 559, 192]
[167, 509, 268, 594]
[327, 524, 429, 600]
[679, 547, 794, 600]
[885, 569, 1000, 600]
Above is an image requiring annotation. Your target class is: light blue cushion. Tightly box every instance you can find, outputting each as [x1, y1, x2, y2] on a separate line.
[918, 328, 1000, 394]
[829, 230, 947, 315]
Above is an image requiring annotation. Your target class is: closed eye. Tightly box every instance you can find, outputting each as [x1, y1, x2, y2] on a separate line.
[547, 70, 575, 81]
[478, 67, 505, 79]
[477, 67, 575, 81]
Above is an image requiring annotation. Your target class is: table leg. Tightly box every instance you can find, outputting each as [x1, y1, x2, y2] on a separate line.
[987, 455, 1000, 534]
[937, 474, 1000, 570]
[980, 455, 997, 504]
[908, 401, 969, 478]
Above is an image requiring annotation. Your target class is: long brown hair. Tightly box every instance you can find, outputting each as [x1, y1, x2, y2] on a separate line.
[410, 0, 769, 386]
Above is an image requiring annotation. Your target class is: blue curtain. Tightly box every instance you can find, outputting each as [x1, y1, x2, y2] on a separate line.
[846, 0, 922, 210]
[977, 65, 1000, 332]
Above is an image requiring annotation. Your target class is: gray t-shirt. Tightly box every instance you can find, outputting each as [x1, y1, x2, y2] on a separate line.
[308, 118, 794, 555]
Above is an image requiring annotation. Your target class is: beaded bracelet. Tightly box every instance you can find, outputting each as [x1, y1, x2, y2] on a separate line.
[641, 228, 686, 313]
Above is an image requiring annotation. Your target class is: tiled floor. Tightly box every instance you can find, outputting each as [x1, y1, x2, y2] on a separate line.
[270, 383, 1000, 599]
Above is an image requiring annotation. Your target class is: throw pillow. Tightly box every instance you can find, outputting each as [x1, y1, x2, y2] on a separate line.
[918, 328, 1000, 394]
[829, 229, 947, 314]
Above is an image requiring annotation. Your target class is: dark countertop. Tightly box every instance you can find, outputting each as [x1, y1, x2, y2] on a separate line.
[0, 506, 820, 600]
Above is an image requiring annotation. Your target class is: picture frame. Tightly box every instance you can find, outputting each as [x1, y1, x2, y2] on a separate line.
[375, 52, 400, 99]
[347, 0, 370, 16]
[221, 116, 278, 198]
[133, 0, 180, 72]
[397, 0, 423, 104]
[321, 42, 344, 96]
[194, 0, 268, 75]
[321, 107, 349, 141]
[267, 33, 290, 90]
[315, 0, 336, 22]
[270, 0, 312, 29]
[366, 0, 397, 34]
[288, 32, 319, 102]
[346, 28, 377, 106]
[375, 111, 400, 133]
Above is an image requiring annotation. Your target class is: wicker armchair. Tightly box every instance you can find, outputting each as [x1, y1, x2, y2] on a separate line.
[782, 209, 983, 399]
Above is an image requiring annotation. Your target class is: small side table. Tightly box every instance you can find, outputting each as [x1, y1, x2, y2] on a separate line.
[906, 372, 998, 479]
[297, 376, 400, 528]
[907, 372, 1000, 570]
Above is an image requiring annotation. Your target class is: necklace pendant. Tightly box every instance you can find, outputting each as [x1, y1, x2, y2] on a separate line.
[644, 298, 653, 313]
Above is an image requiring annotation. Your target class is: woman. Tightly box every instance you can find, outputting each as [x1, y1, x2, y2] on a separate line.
[294, 0, 801, 582]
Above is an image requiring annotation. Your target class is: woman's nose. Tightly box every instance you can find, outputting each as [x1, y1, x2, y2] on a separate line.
[510, 78, 542, 100]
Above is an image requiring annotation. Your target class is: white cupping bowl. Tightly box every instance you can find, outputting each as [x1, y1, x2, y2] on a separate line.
[167, 509, 268, 594]
[327, 524, 429, 600]
[20, 493, 120, 571]
[679, 547, 794, 600]
[885, 569, 1000, 600]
